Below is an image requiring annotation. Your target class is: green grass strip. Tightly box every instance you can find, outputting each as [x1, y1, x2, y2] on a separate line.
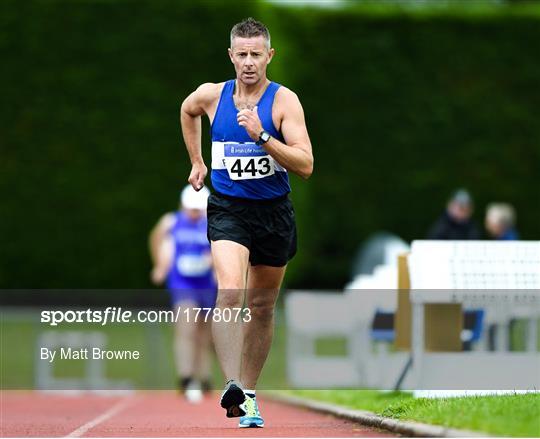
[286, 390, 540, 437]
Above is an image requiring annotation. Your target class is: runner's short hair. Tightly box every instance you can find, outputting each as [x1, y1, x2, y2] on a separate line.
[230, 17, 271, 50]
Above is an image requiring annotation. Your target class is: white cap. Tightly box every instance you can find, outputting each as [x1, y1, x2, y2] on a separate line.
[181, 185, 210, 210]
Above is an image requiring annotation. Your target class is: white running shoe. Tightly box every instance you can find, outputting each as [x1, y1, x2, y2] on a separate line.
[184, 380, 203, 404]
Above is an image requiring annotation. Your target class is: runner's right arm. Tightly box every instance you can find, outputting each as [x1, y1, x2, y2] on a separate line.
[180, 83, 221, 191]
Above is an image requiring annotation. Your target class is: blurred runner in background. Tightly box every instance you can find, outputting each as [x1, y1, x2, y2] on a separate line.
[149, 185, 216, 403]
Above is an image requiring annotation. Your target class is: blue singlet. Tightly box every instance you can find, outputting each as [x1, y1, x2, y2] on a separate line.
[210, 80, 291, 200]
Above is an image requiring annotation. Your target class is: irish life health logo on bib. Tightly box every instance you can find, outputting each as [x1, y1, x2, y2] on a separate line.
[223, 142, 275, 180]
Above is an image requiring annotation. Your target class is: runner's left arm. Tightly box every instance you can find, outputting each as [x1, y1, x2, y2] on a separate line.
[149, 213, 175, 284]
[237, 89, 313, 179]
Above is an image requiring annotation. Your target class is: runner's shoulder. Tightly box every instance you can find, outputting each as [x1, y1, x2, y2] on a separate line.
[194, 82, 225, 104]
[275, 85, 302, 108]
[159, 212, 177, 230]
[274, 86, 304, 118]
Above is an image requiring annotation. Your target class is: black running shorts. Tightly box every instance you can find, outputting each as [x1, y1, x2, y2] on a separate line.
[207, 192, 297, 267]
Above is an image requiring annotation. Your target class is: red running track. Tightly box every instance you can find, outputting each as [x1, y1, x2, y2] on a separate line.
[1, 391, 396, 437]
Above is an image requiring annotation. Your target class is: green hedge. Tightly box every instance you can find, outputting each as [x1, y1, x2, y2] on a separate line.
[1, 1, 539, 301]
[274, 6, 540, 287]
[0, 0, 263, 298]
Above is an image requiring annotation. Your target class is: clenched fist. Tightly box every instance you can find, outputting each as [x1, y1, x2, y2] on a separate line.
[188, 162, 207, 191]
[237, 106, 263, 142]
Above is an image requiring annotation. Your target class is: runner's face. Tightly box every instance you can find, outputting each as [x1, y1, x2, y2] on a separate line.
[229, 36, 274, 85]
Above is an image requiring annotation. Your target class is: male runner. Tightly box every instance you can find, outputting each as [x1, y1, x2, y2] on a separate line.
[180, 17, 313, 427]
[149, 185, 216, 403]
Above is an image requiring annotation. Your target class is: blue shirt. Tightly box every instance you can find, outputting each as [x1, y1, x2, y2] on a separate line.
[498, 228, 519, 240]
[166, 212, 215, 290]
[210, 80, 291, 200]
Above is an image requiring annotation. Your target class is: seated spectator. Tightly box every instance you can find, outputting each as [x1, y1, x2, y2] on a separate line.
[485, 203, 519, 240]
[427, 189, 481, 240]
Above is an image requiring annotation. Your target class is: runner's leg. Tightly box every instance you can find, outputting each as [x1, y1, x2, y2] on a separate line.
[211, 239, 249, 381]
[173, 300, 198, 381]
[240, 264, 286, 389]
[194, 320, 213, 386]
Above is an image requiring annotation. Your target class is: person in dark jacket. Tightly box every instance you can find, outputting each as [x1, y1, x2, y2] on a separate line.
[427, 189, 481, 240]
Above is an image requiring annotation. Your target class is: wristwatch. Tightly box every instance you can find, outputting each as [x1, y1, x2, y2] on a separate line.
[256, 130, 271, 146]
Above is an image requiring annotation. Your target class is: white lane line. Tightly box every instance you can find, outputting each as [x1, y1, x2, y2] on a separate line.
[65, 396, 136, 438]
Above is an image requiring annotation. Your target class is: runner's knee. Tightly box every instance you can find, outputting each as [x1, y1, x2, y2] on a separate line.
[215, 289, 244, 308]
[247, 296, 275, 322]
[176, 318, 197, 337]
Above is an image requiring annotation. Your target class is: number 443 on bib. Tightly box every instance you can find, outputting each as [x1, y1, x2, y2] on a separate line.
[223, 143, 275, 181]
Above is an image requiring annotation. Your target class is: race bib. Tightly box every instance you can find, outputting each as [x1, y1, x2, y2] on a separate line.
[223, 143, 275, 181]
[176, 254, 211, 277]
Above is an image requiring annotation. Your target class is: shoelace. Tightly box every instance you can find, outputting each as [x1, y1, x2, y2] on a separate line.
[243, 397, 260, 417]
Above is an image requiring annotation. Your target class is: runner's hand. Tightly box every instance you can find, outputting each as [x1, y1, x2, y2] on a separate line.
[188, 162, 207, 191]
[151, 266, 167, 285]
[237, 106, 263, 142]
